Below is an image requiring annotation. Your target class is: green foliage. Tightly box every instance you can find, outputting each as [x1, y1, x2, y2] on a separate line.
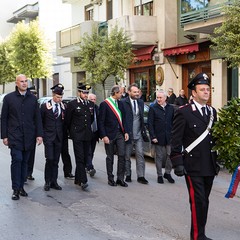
[0, 40, 16, 84]
[9, 20, 52, 79]
[210, 1, 240, 68]
[77, 25, 133, 97]
[212, 98, 240, 173]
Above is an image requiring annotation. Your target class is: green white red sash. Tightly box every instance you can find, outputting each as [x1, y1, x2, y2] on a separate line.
[104, 97, 124, 132]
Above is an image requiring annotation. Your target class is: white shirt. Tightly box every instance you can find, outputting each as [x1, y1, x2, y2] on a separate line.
[193, 100, 207, 116]
[52, 100, 60, 117]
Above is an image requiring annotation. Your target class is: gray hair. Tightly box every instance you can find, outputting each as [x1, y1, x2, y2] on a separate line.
[110, 85, 121, 96]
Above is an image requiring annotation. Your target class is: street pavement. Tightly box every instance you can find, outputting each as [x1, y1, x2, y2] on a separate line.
[0, 140, 239, 240]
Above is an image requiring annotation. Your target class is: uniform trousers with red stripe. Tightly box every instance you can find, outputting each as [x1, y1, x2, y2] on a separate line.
[185, 175, 214, 240]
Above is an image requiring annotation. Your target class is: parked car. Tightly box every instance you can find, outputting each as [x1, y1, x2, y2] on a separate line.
[0, 93, 8, 118]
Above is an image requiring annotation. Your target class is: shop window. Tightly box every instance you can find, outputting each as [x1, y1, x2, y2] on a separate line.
[134, 0, 153, 16]
[107, 0, 113, 20]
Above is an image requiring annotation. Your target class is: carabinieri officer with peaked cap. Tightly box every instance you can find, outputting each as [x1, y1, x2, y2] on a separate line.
[41, 84, 65, 191]
[170, 73, 219, 240]
[65, 83, 94, 190]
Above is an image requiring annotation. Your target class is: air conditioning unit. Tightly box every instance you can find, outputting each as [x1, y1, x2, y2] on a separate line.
[91, 0, 102, 5]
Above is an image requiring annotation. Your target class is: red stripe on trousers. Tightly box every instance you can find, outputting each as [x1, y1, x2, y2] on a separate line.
[187, 175, 198, 240]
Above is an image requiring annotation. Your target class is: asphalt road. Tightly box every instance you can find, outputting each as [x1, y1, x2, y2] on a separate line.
[0, 140, 239, 240]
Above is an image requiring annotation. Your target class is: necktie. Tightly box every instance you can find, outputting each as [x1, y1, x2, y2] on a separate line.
[201, 106, 208, 123]
[133, 100, 136, 113]
[54, 103, 59, 119]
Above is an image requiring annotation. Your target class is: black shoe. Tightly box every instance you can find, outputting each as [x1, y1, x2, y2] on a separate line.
[125, 176, 132, 182]
[81, 182, 88, 190]
[44, 182, 50, 191]
[116, 179, 128, 187]
[27, 175, 35, 181]
[163, 173, 175, 183]
[204, 236, 213, 240]
[19, 188, 28, 197]
[87, 168, 96, 177]
[137, 177, 148, 184]
[157, 176, 164, 184]
[50, 182, 62, 190]
[108, 180, 117, 186]
[12, 190, 20, 200]
[64, 173, 75, 179]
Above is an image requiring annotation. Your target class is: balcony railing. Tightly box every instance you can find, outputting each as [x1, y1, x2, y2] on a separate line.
[180, 2, 232, 27]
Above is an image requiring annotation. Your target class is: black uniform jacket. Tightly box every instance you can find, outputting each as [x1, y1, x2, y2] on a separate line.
[1, 88, 43, 151]
[98, 99, 128, 140]
[40, 100, 65, 144]
[65, 98, 94, 141]
[171, 103, 218, 176]
[121, 97, 146, 141]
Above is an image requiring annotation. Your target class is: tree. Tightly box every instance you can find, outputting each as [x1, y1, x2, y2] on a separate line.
[0, 40, 16, 92]
[210, 1, 240, 68]
[9, 20, 52, 79]
[77, 25, 133, 98]
[212, 98, 240, 173]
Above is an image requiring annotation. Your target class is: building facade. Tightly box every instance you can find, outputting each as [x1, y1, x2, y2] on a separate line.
[57, 0, 239, 109]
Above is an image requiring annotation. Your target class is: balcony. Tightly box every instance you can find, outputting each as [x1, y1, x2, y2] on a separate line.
[108, 15, 158, 48]
[56, 21, 99, 57]
[180, 2, 231, 34]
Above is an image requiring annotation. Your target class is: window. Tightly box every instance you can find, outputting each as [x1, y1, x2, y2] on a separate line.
[107, 0, 113, 20]
[134, 0, 153, 16]
[181, 0, 209, 14]
[85, 5, 94, 20]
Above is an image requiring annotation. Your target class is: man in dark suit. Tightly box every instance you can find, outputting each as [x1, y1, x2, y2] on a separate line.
[98, 85, 129, 187]
[121, 83, 148, 184]
[41, 84, 65, 191]
[65, 83, 94, 190]
[86, 93, 99, 177]
[171, 73, 219, 240]
[1, 74, 43, 200]
[148, 90, 175, 184]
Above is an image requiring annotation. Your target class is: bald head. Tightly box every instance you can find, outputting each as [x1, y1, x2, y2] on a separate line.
[16, 74, 28, 93]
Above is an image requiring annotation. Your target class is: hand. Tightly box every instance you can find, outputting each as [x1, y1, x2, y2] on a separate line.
[152, 138, 158, 144]
[124, 133, 129, 141]
[102, 136, 110, 144]
[36, 137, 43, 145]
[3, 138, 8, 146]
[174, 165, 185, 177]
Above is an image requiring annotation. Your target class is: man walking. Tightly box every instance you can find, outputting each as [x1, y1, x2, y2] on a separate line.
[41, 84, 65, 191]
[171, 73, 219, 240]
[65, 83, 94, 190]
[1, 74, 43, 200]
[98, 85, 129, 187]
[148, 90, 175, 184]
[121, 83, 148, 184]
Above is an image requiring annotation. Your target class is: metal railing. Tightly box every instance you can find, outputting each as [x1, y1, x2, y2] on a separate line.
[180, 2, 232, 26]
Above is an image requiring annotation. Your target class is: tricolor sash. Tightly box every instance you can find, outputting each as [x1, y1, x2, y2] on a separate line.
[225, 165, 240, 198]
[104, 97, 124, 132]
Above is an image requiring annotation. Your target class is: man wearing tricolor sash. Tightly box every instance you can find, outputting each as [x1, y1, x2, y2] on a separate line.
[98, 85, 129, 187]
[170, 73, 219, 240]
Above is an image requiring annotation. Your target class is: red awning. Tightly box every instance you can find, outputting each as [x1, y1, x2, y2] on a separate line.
[162, 42, 199, 56]
[133, 45, 155, 61]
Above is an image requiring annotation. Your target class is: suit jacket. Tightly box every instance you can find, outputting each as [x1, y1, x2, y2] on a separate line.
[1, 88, 43, 151]
[148, 102, 174, 146]
[121, 97, 145, 141]
[98, 98, 128, 140]
[40, 100, 65, 144]
[65, 98, 94, 141]
[170, 102, 218, 176]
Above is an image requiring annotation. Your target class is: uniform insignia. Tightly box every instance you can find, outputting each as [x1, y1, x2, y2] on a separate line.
[191, 104, 196, 111]
[46, 101, 53, 110]
[77, 106, 81, 109]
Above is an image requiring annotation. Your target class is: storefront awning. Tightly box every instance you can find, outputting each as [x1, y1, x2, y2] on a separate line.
[162, 42, 199, 57]
[133, 45, 156, 61]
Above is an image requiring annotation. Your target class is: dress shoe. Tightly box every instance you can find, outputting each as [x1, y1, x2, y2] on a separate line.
[19, 188, 28, 197]
[12, 190, 20, 200]
[27, 175, 35, 181]
[137, 177, 149, 184]
[87, 168, 96, 177]
[64, 173, 75, 179]
[125, 176, 132, 182]
[50, 182, 62, 190]
[44, 183, 50, 191]
[157, 176, 164, 184]
[108, 179, 117, 186]
[81, 182, 88, 190]
[204, 236, 213, 240]
[74, 180, 80, 185]
[116, 179, 128, 187]
[163, 173, 175, 183]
